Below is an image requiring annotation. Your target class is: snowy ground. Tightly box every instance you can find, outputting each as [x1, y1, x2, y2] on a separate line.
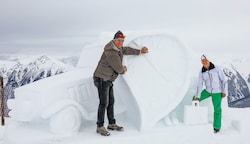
[0, 114, 249, 144]
[2, 80, 250, 144]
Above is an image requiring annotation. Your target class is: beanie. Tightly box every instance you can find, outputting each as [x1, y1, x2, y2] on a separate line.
[113, 30, 126, 40]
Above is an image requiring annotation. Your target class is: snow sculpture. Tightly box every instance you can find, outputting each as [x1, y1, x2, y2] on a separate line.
[7, 69, 126, 135]
[8, 34, 190, 134]
[120, 34, 190, 130]
[8, 68, 117, 135]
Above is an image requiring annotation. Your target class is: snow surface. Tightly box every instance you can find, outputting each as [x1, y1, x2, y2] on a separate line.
[1, 33, 250, 144]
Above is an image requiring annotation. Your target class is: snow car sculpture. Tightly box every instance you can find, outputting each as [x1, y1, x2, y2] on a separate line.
[8, 34, 190, 134]
[8, 69, 93, 134]
[7, 68, 125, 135]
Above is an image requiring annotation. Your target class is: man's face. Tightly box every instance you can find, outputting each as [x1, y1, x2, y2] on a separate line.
[201, 58, 210, 68]
[114, 39, 124, 48]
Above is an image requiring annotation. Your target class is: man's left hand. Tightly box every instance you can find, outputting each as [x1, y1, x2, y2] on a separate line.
[222, 93, 226, 98]
[141, 47, 148, 54]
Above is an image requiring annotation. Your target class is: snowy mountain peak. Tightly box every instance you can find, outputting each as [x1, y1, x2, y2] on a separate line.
[33, 54, 51, 64]
[28, 54, 70, 69]
[1, 54, 75, 117]
[2, 54, 73, 95]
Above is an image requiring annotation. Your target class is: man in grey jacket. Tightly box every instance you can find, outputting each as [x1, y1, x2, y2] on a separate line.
[193, 54, 227, 133]
[93, 30, 148, 136]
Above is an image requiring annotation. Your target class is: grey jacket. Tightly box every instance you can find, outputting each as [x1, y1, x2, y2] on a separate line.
[94, 40, 140, 82]
[196, 62, 227, 98]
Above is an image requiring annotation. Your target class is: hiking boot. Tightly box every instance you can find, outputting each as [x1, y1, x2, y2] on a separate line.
[96, 126, 110, 136]
[214, 128, 220, 134]
[107, 124, 124, 131]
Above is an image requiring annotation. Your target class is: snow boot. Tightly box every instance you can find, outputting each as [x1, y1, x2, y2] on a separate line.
[107, 124, 124, 131]
[96, 126, 110, 136]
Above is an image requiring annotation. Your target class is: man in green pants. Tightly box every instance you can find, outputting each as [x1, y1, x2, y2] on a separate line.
[193, 54, 227, 133]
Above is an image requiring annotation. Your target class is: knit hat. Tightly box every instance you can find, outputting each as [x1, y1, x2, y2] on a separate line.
[113, 30, 126, 40]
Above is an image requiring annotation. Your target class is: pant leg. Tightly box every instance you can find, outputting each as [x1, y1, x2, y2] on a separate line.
[193, 90, 222, 129]
[107, 83, 116, 124]
[211, 93, 222, 130]
[192, 89, 211, 101]
[93, 77, 112, 127]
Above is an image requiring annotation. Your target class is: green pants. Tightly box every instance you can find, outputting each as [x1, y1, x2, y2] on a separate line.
[193, 90, 222, 130]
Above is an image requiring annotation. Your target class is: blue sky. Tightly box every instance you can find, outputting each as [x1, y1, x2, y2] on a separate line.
[0, 0, 250, 55]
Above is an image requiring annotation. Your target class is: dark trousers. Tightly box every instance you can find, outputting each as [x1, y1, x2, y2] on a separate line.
[93, 77, 116, 127]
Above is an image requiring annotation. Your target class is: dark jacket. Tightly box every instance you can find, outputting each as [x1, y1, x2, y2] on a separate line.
[94, 40, 140, 82]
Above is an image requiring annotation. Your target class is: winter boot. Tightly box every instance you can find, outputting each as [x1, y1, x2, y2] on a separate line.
[96, 126, 110, 136]
[107, 124, 124, 131]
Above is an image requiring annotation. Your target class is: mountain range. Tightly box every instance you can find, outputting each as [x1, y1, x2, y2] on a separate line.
[1, 55, 250, 117]
[222, 58, 250, 108]
[0, 55, 73, 116]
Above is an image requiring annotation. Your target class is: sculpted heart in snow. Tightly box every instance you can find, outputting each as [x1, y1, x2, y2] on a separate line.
[119, 34, 191, 130]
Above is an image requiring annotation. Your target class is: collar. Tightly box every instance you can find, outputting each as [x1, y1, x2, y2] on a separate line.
[111, 41, 121, 51]
[202, 62, 215, 72]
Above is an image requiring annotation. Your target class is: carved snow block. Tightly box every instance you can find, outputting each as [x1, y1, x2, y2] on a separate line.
[184, 105, 208, 125]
